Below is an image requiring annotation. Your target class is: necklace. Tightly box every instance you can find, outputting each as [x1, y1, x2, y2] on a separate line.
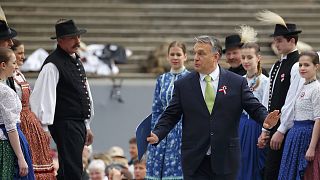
[246, 74, 258, 91]
[304, 79, 317, 85]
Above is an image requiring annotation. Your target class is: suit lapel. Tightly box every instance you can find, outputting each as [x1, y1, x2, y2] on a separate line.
[211, 67, 229, 116]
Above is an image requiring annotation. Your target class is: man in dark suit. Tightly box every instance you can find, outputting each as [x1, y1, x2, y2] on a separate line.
[147, 35, 279, 180]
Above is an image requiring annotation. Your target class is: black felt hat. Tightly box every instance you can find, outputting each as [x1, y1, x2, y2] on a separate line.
[270, 23, 302, 37]
[0, 20, 17, 40]
[51, 19, 86, 39]
[223, 34, 243, 53]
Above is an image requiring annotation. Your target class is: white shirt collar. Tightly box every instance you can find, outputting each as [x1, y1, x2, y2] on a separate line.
[199, 66, 220, 82]
[280, 48, 298, 61]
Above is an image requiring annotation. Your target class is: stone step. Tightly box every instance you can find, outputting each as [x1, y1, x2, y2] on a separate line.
[7, 17, 320, 27]
[3, 2, 318, 10]
[5, 10, 320, 20]
[8, 0, 310, 3]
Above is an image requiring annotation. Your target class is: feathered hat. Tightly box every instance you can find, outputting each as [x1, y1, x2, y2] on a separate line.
[236, 25, 258, 44]
[256, 10, 301, 37]
[0, 6, 17, 40]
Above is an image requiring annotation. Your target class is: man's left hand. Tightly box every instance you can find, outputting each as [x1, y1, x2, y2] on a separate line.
[85, 129, 94, 145]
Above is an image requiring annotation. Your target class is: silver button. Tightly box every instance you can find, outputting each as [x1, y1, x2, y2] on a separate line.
[85, 91, 88, 94]
[78, 68, 81, 71]
[89, 109, 91, 112]
[88, 115, 91, 118]
[210, 132, 214, 136]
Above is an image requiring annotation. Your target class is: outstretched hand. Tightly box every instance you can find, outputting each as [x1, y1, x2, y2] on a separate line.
[263, 110, 280, 129]
[147, 132, 159, 144]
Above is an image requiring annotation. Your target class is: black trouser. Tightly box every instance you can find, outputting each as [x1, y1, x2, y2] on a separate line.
[49, 119, 86, 180]
[184, 155, 236, 180]
[264, 130, 286, 180]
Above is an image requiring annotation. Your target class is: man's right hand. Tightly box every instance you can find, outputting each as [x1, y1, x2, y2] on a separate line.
[147, 132, 159, 144]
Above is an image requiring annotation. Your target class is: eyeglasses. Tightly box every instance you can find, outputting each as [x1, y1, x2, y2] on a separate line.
[194, 35, 222, 55]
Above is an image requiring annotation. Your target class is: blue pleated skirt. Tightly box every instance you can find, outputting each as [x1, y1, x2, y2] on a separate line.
[237, 113, 266, 180]
[278, 120, 314, 180]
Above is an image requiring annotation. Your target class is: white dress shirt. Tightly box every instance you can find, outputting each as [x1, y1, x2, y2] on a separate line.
[30, 62, 94, 132]
[261, 49, 305, 134]
[199, 66, 220, 155]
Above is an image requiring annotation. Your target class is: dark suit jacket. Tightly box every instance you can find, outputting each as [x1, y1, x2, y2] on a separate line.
[153, 67, 268, 176]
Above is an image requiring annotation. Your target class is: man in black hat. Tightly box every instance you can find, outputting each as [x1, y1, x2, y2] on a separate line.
[30, 19, 94, 179]
[0, 20, 17, 91]
[223, 34, 246, 76]
[259, 23, 304, 180]
[224, 34, 269, 77]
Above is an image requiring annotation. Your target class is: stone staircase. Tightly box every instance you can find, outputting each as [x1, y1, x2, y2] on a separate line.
[2, 0, 320, 75]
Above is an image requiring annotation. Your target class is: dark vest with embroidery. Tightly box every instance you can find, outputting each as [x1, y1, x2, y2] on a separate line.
[42, 45, 91, 121]
[268, 50, 300, 112]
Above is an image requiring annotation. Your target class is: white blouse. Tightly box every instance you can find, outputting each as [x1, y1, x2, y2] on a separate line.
[0, 82, 22, 140]
[294, 80, 320, 122]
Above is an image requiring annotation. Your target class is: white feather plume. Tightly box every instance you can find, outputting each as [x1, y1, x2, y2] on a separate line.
[0, 6, 7, 23]
[255, 10, 287, 28]
[236, 25, 258, 43]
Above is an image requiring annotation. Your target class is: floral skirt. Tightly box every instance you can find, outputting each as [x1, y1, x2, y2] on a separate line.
[20, 108, 55, 179]
[0, 140, 15, 178]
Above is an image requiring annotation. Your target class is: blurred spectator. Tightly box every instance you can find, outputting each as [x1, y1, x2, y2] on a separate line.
[92, 152, 112, 167]
[83, 145, 93, 180]
[106, 146, 133, 179]
[133, 159, 146, 180]
[128, 138, 138, 165]
[128, 137, 138, 177]
[88, 159, 108, 180]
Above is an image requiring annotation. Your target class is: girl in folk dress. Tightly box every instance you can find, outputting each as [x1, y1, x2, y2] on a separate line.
[238, 42, 268, 180]
[0, 48, 35, 179]
[278, 51, 320, 180]
[11, 39, 55, 179]
[146, 41, 189, 180]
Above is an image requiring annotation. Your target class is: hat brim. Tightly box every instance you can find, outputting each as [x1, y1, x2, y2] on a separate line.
[0, 28, 18, 40]
[270, 30, 302, 37]
[222, 43, 243, 54]
[50, 29, 87, 40]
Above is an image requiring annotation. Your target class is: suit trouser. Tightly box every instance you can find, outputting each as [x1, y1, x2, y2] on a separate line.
[264, 132, 286, 180]
[49, 119, 86, 180]
[184, 155, 237, 180]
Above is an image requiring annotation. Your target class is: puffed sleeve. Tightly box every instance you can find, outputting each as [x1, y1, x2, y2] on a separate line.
[0, 88, 20, 132]
[311, 84, 320, 120]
